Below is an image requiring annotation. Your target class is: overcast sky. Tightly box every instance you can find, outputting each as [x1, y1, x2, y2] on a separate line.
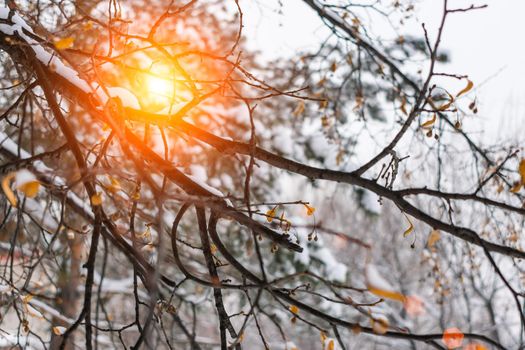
[242, 0, 525, 144]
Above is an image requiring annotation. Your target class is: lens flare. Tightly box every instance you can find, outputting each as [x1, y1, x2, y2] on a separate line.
[133, 61, 179, 112]
[145, 74, 174, 100]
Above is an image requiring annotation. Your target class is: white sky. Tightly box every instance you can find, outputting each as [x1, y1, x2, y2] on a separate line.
[241, 0, 525, 143]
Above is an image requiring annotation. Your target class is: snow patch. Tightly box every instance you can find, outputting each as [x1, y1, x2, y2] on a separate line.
[105, 87, 141, 109]
[366, 264, 394, 291]
[311, 246, 347, 282]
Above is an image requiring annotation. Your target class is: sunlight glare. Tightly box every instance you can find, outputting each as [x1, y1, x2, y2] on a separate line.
[145, 74, 174, 100]
[135, 61, 179, 112]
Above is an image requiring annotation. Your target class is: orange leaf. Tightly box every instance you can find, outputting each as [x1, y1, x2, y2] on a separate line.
[403, 295, 425, 317]
[1, 172, 17, 207]
[510, 182, 523, 193]
[442, 328, 464, 349]
[421, 114, 436, 129]
[456, 79, 473, 98]
[519, 159, 525, 184]
[15, 170, 40, 198]
[54, 37, 75, 50]
[320, 331, 327, 343]
[107, 176, 121, 192]
[304, 203, 316, 216]
[371, 317, 389, 334]
[464, 343, 488, 350]
[91, 193, 103, 206]
[266, 206, 277, 223]
[438, 100, 454, 111]
[351, 324, 361, 334]
[131, 190, 141, 200]
[402, 213, 414, 237]
[366, 264, 406, 302]
[368, 286, 406, 302]
[427, 229, 441, 248]
[289, 305, 299, 315]
[237, 332, 244, 343]
[436, 91, 455, 111]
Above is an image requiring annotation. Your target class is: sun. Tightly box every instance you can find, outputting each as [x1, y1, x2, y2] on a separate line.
[145, 73, 174, 101]
[132, 61, 181, 112]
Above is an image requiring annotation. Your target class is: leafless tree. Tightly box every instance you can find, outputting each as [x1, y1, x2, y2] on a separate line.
[0, 0, 523, 349]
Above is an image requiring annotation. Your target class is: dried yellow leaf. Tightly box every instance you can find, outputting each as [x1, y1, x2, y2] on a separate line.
[368, 286, 406, 302]
[402, 213, 414, 237]
[400, 96, 408, 115]
[456, 79, 473, 98]
[22, 295, 43, 319]
[107, 177, 121, 192]
[371, 317, 389, 334]
[266, 206, 277, 223]
[289, 305, 299, 314]
[435, 91, 455, 111]
[510, 182, 523, 193]
[421, 114, 437, 129]
[519, 159, 525, 184]
[427, 229, 441, 248]
[91, 192, 103, 206]
[304, 203, 316, 216]
[437, 100, 454, 111]
[131, 190, 141, 200]
[353, 95, 364, 111]
[320, 331, 328, 343]
[23, 294, 33, 304]
[366, 264, 406, 303]
[17, 179, 40, 198]
[346, 53, 353, 65]
[53, 326, 66, 335]
[328, 340, 335, 350]
[292, 101, 305, 117]
[1, 172, 17, 207]
[54, 37, 75, 50]
[1, 170, 40, 207]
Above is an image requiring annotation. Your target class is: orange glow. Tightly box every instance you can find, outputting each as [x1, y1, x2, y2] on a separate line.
[403, 295, 425, 317]
[442, 328, 464, 349]
[135, 62, 178, 112]
[145, 74, 174, 101]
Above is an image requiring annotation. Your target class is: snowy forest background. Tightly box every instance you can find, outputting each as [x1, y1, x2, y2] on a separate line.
[0, 0, 524, 349]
